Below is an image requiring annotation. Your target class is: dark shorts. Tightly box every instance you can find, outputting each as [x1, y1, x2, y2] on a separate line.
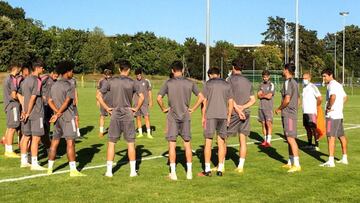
[134, 104, 149, 117]
[44, 105, 53, 135]
[108, 119, 136, 143]
[227, 114, 250, 136]
[100, 107, 109, 117]
[303, 114, 317, 128]
[166, 113, 191, 142]
[281, 117, 297, 138]
[326, 118, 344, 137]
[6, 106, 21, 129]
[22, 117, 45, 136]
[204, 119, 227, 139]
[258, 109, 273, 122]
[52, 117, 77, 140]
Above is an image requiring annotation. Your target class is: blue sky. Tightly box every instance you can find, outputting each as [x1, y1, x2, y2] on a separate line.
[6, 0, 360, 45]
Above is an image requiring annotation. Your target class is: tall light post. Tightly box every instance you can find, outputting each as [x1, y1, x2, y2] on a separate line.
[205, 0, 210, 81]
[295, 0, 299, 78]
[339, 11, 349, 85]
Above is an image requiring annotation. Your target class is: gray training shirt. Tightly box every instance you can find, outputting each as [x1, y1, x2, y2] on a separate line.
[258, 81, 275, 110]
[97, 77, 112, 106]
[3, 74, 19, 112]
[158, 76, 200, 121]
[203, 78, 233, 119]
[227, 74, 254, 114]
[21, 75, 44, 120]
[281, 78, 299, 119]
[134, 78, 152, 106]
[49, 78, 76, 121]
[100, 75, 140, 121]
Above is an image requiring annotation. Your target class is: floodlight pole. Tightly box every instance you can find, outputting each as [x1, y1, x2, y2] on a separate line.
[340, 11, 349, 85]
[295, 0, 299, 78]
[206, 0, 210, 81]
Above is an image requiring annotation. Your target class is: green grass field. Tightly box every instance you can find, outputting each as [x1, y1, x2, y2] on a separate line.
[1, 78, 360, 202]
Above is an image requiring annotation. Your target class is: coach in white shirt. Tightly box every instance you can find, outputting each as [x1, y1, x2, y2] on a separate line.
[302, 73, 322, 151]
[320, 69, 348, 167]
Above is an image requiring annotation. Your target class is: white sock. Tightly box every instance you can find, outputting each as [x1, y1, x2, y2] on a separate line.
[69, 161, 77, 170]
[170, 163, 176, 174]
[238, 158, 245, 168]
[99, 127, 104, 133]
[48, 160, 54, 169]
[138, 128, 143, 135]
[287, 155, 294, 165]
[342, 154, 348, 161]
[21, 154, 28, 164]
[31, 156, 38, 165]
[106, 161, 113, 174]
[267, 135, 272, 143]
[5, 144, 13, 153]
[218, 163, 224, 172]
[264, 135, 267, 142]
[147, 128, 151, 135]
[329, 156, 335, 164]
[205, 163, 211, 172]
[293, 156, 300, 167]
[130, 160, 136, 174]
[186, 162, 192, 173]
[77, 128, 81, 137]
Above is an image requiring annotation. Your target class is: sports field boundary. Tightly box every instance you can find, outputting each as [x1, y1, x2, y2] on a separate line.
[1, 124, 359, 184]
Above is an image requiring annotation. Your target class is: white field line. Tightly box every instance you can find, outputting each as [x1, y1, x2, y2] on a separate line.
[0, 125, 359, 184]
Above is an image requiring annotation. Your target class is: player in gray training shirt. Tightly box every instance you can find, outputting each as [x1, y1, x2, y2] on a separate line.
[97, 69, 112, 137]
[19, 60, 46, 170]
[2, 63, 22, 158]
[197, 68, 234, 177]
[257, 70, 275, 147]
[40, 70, 59, 150]
[157, 61, 204, 181]
[227, 59, 256, 174]
[68, 77, 80, 137]
[47, 61, 86, 177]
[97, 60, 144, 178]
[133, 68, 153, 139]
[275, 63, 301, 173]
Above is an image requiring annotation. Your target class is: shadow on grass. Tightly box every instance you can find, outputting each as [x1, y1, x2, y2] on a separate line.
[79, 125, 94, 138]
[297, 138, 328, 162]
[77, 144, 103, 170]
[161, 145, 197, 173]
[112, 145, 152, 174]
[139, 125, 157, 134]
[255, 132, 288, 164]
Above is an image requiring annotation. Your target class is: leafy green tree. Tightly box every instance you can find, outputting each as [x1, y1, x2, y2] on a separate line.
[79, 27, 113, 73]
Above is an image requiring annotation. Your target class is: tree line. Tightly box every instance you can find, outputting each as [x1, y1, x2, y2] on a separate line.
[1, 2, 359, 79]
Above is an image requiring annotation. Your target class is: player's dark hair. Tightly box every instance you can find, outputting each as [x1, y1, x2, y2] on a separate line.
[31, 60, 45, 71]
[231, 59, 244, 71]
[262, 70, 270, 76]
[207, 67, 220, 76]
[284, 63, 296, 75]
[55, 60, 75, 75]
[135, 68, 143, 75]
[117, 60, 131, 72]
[170, 60, 183, 72]
[104, 69, 112, 76]
[321, 68, 334, 77]
[7, 62, 22, 71]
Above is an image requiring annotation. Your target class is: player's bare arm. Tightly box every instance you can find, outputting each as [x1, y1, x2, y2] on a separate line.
[189, 92, 204, 113]
[157, 95, 169, 113]
[131, 92, 144, 112]
[275, 95, 290, 115]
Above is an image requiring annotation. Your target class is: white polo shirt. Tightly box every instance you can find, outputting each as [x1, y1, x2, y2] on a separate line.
[302, 83, 321, 114]
[326, 80, 347, 119]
